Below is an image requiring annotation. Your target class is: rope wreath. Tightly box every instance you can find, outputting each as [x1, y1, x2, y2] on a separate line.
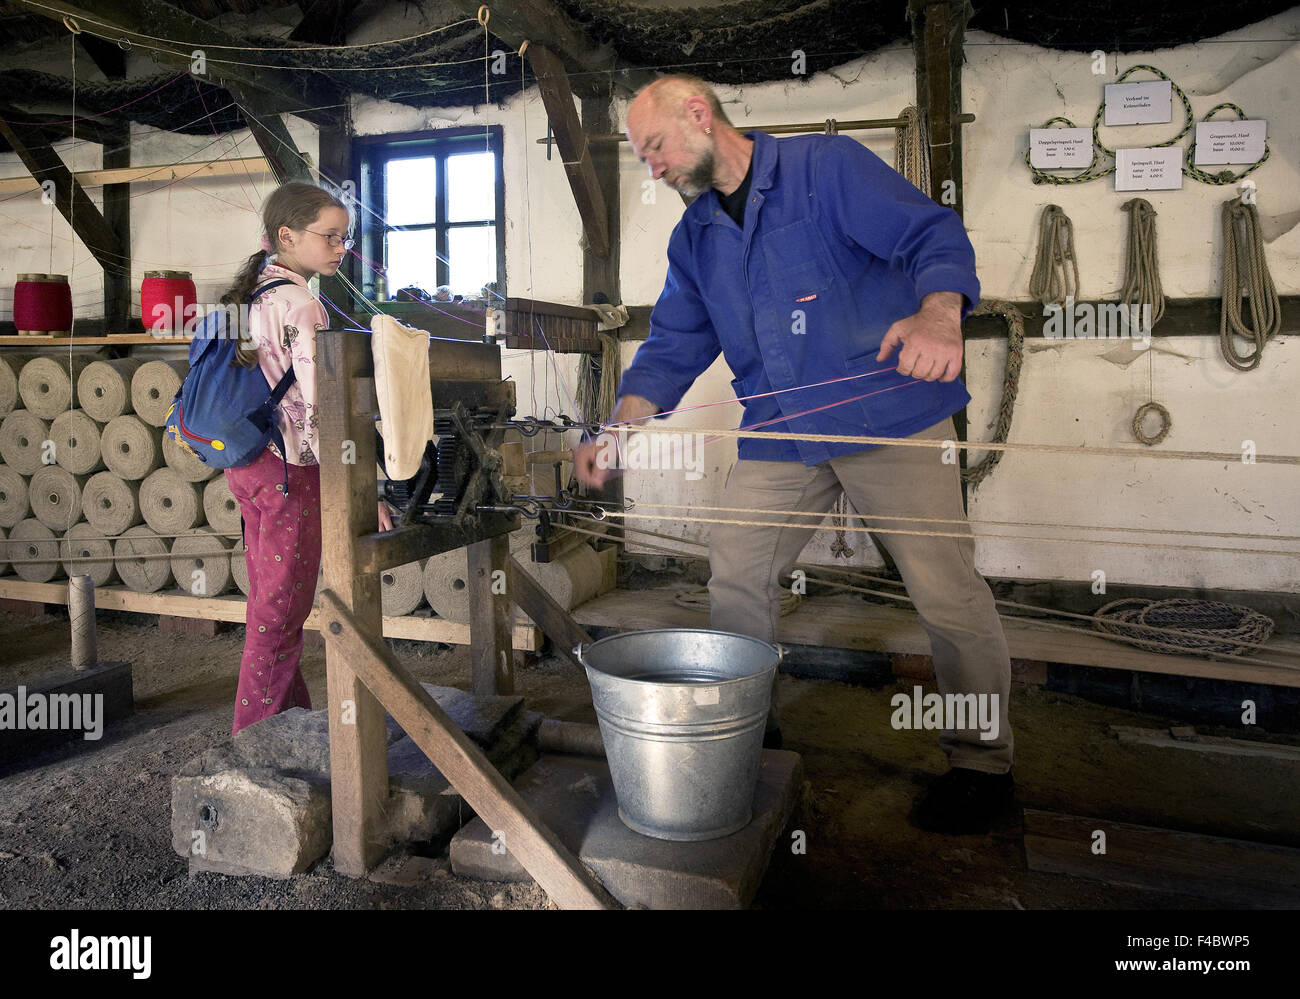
[1094, 597, 1274, 658]
[962, 299, 1025, 488]
[1132, 401, 1171, 446]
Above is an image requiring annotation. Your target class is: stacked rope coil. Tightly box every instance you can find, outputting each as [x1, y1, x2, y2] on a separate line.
[1028, 205, 1079, 307]
[1093, 597, 1274, 658]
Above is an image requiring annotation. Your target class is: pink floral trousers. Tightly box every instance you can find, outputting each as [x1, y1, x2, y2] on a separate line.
[224, 446, 322, 735]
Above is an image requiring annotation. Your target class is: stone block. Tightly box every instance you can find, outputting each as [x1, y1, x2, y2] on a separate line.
[450, 751, 804, 909]
[171, 767, 331, 878]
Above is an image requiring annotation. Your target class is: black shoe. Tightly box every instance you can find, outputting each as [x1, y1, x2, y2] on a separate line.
[762, 727, 783, 750]
[912, 767, 1014, 834]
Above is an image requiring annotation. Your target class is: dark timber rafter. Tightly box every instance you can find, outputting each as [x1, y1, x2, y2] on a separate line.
[9, 0, 343, 130]
[443, 0, 655, 99]
[0, 112, 127, 281]
[527, 44, 610, 259]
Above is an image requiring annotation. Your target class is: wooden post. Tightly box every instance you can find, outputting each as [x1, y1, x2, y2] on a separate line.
[315, 328, 389, 876]
[318, 589, 616, 908]
[909, 0, 971, 499]
[467, 534, 514, 695]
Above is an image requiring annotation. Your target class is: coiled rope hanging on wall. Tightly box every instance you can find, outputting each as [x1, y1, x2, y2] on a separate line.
[894, 105, 931, 199]
[1219, 195, 1282, 371]
[1028, 204, 1079, 306]
[1119, 197, 1165, 329]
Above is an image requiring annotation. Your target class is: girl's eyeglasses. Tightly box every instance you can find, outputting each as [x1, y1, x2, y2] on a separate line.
[305, 229, 355, 250]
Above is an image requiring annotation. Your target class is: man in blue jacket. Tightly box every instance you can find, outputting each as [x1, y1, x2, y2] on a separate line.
[575, 75, 1014, 834]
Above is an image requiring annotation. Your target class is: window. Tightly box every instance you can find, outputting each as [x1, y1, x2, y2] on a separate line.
[357, 126, 505, 300]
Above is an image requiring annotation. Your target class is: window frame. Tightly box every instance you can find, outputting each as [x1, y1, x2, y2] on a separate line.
[355, 125, 506, 299]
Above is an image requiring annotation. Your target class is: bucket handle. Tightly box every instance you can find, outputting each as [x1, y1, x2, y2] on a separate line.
[572, 643, 587, 668]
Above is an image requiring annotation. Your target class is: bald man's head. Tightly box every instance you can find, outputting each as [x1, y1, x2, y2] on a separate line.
[635, 75, 732, 128]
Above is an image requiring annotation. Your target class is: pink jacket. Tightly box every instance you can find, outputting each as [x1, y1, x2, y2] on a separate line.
[250, 263, 327, 467]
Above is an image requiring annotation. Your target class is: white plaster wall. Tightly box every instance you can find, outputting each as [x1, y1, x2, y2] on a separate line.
[962, 9, 1300, 591]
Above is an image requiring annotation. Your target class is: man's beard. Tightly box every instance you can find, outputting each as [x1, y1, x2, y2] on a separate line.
[672, 148, 715, 196]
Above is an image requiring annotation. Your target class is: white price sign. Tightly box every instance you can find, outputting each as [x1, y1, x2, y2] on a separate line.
[1115, 147, 1183, 191]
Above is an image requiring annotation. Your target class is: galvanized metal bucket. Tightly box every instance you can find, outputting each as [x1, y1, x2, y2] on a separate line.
[576, 628, 781, 842]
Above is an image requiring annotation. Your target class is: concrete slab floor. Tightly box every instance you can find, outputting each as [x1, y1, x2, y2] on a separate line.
[0, 607, 1296, 909]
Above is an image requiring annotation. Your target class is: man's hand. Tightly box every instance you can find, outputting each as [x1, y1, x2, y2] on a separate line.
[573, 394, 661, 489]
[378, 499, 396, 531]
[875, 291, 965, 382]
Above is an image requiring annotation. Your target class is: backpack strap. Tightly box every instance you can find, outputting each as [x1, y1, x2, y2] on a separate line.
[250, 277, 300, 495]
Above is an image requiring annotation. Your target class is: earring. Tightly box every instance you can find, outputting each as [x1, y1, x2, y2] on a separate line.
[704, 127, 712, 135]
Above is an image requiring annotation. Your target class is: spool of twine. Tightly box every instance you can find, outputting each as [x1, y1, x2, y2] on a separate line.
[9, 517, 62, 583]
[0, 353, 37, 417]
[18, 356, 90, 419]
[81, 471, 142, 537]
[77, 358, 141, 422]
[169, 526, 231, 597]
[230, 544, 250, 596]
[59, 520, 116, 587]
[0, 410, 51, 474]
[113, 524, 172, 593]
[381, 559, 427, 617]
[0, 465, 30, 528]
[49, 409, 105, 475]
[28, 464, 88, 531]
[130, 360, 188, 427]
[422, 546, 473, 624]
[203, 474, 241, 535]
[161, 430, 217, 483]
[101, 414, 164, 480]
[139, 467, 205, 534]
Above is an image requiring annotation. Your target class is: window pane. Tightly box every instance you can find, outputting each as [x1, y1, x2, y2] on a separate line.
[385, 229, 437, 296]
[385, 157, 436, 226]
[447, 226, 496, 296]
[446, 151, 494, 222]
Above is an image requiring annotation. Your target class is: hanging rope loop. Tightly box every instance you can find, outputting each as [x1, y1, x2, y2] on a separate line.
[1119, 197, 1165, 330]
[1219, 195, 1281, 371]
[1028, 204, 1079, 307]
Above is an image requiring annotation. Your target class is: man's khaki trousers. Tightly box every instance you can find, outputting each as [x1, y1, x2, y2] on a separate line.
[707, 416, 1013, 773]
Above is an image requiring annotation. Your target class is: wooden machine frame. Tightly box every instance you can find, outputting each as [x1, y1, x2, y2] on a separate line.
[314, 326, 616, 909]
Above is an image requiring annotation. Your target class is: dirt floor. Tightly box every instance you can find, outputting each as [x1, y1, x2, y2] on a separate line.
[1, 596, 1298, 911]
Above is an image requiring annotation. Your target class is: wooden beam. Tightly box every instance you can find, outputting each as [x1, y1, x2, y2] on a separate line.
[76, 32, 125, 79]
[317, 588, 617, 909]
[1024, 808, 1300, 907]
[444, 0, 653, 99]
[0, 114, 127, 279]
[315, 328, 390, 877]
[468, 534, 514, 695]
[527, 45, 610, 259]
[909, 0, 971, 496]
[581, 93, 620, 301]
[101, 119, 131, 333]
[223, 83, 314, 184]
[0, 155, 273, 194]
[9, 0, 341, 128]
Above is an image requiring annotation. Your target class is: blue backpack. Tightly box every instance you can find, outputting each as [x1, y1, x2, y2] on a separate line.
[164, 278, 298, 493]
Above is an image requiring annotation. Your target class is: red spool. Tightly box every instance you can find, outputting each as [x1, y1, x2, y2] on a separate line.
[13, 273, 73, 333]
[141, 270, 198, 336]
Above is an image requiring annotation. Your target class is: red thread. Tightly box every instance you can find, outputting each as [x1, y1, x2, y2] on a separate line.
[141, 272, 197, 334]
[13, 275, 72, 331]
